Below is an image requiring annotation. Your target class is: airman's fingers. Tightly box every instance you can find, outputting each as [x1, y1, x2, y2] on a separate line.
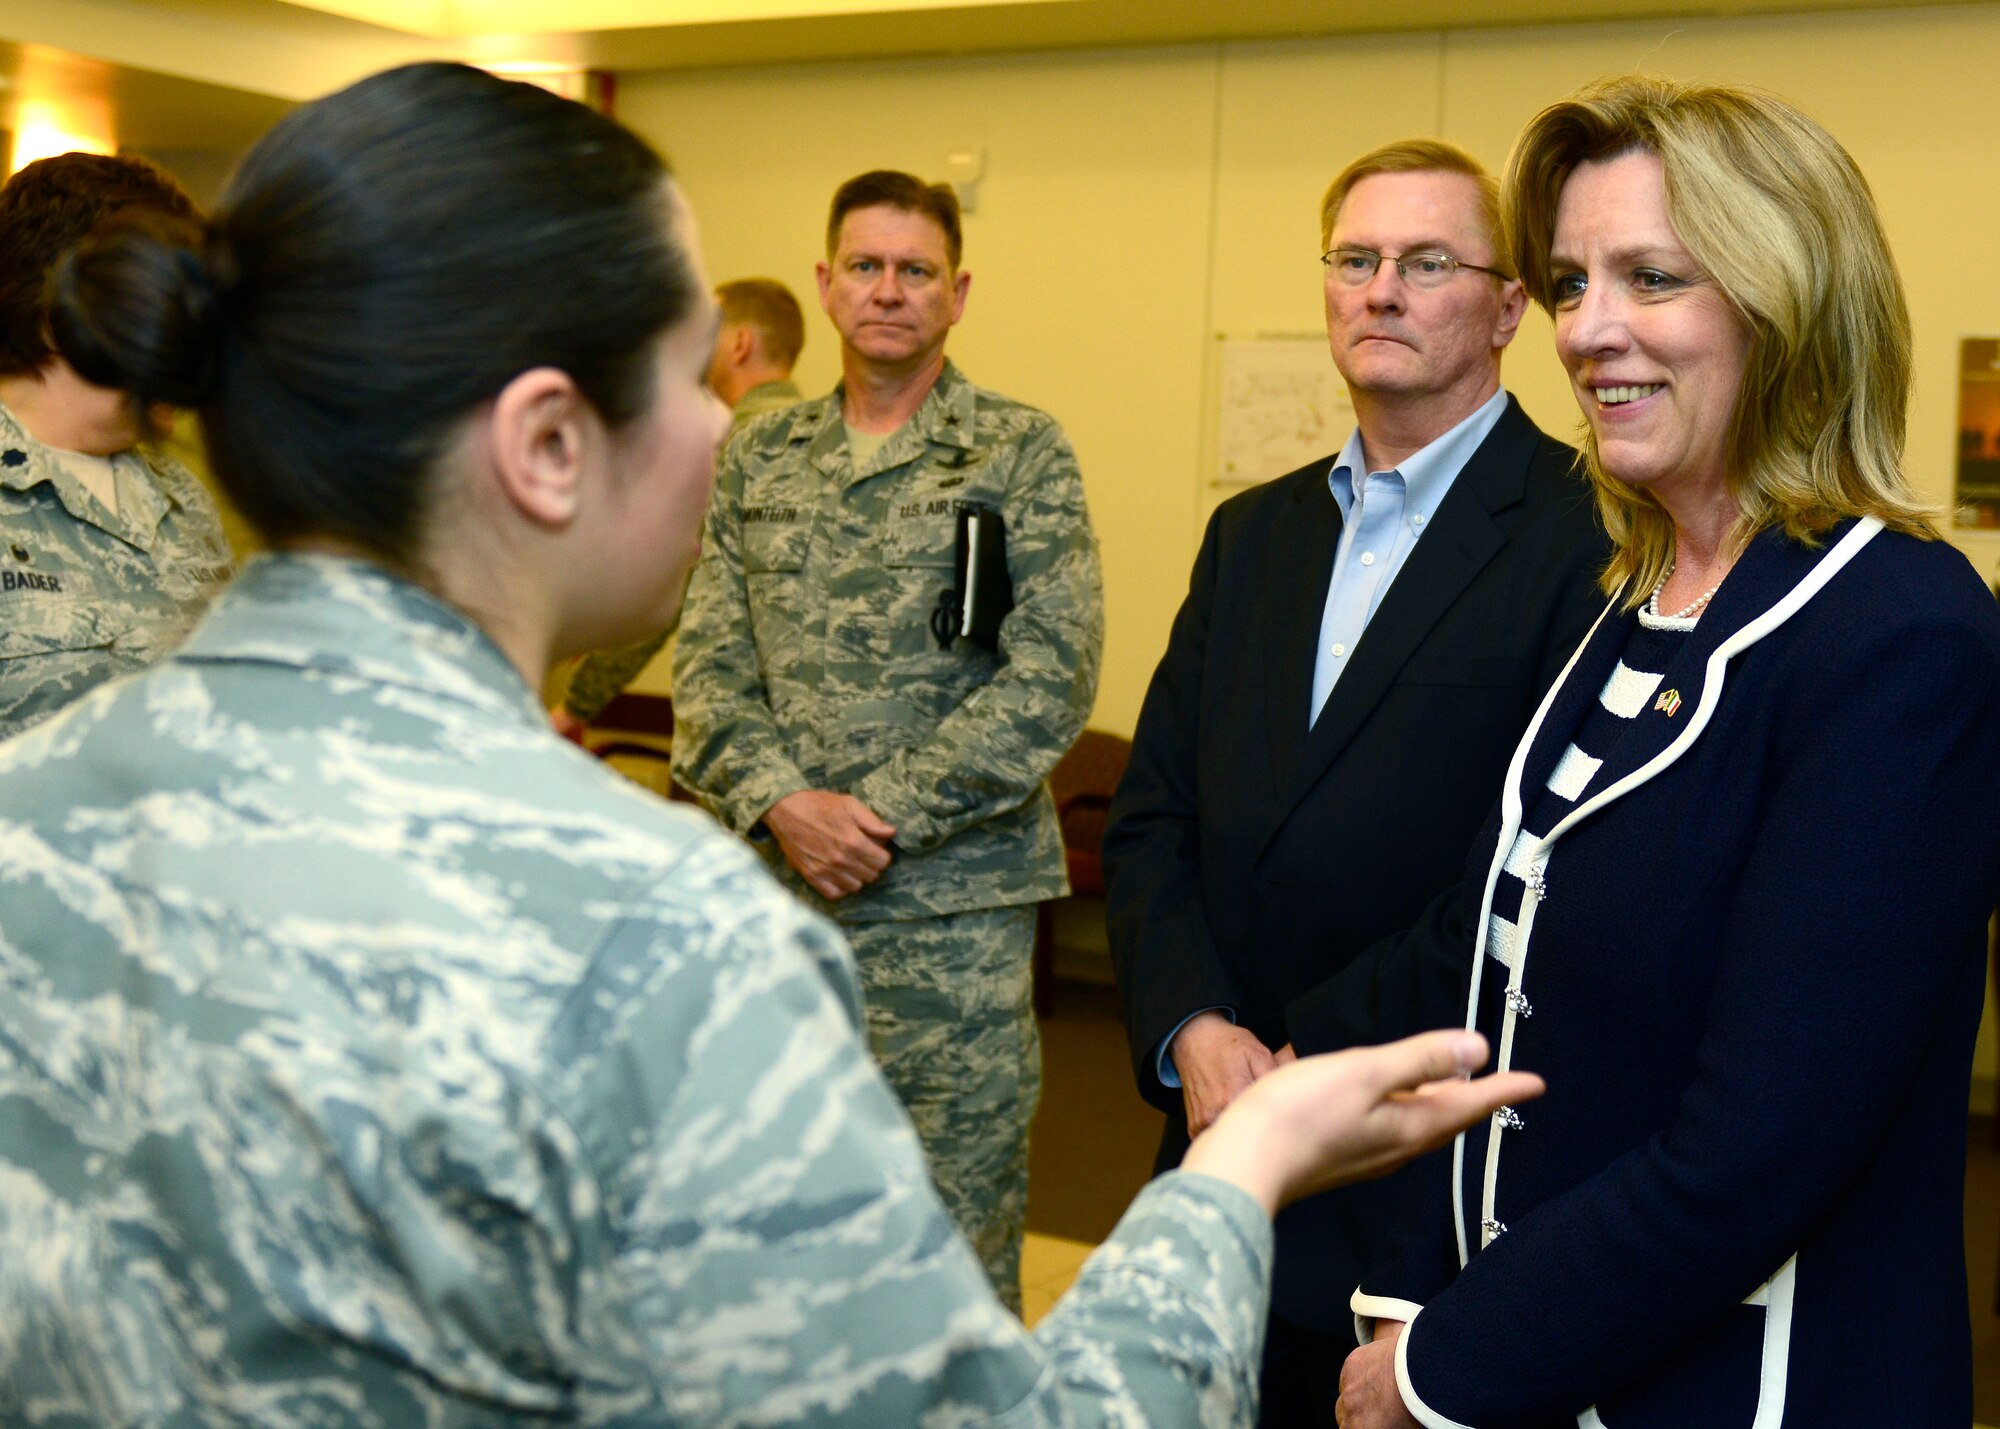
[810, 870, 858, 900]
[848, 837, 893, 876]
[1350, 1029, 1492, 1100]
[1391, 1071, 1546, 1151]
[852, 806, 896, 841]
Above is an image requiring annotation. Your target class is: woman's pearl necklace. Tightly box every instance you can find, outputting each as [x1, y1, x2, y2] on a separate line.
[1646, 561, 1723, 621]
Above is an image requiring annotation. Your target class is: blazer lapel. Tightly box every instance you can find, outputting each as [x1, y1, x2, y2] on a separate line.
[1270, 402, 1538, 820]
[1520, 523, 1865, 835]
[1260, 471, 1343, 790]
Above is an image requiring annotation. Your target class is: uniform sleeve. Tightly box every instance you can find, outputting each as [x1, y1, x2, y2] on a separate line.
[1100, 502, 1247, 1106]
[670, 448, 812, 836]
[562, 632, 671, 723]
[555, 842, 1272, 1428]
[1392, 610, 2000, 1429]
[851, 418, 1104, 853]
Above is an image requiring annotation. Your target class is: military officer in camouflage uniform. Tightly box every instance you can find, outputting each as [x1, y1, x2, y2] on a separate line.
[555, 278, 808, 734]
[0, 67, 1535, 1424]
[0, 153, 233, 741]
[673, 170, 1104, 1311]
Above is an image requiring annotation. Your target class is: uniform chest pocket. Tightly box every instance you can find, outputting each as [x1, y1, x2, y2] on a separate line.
[0, 574, 112, 661]
[880, 520, 959, 570]
[742, 518, 811, 573]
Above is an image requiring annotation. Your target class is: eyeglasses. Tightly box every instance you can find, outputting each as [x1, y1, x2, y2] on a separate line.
[1321, 247, 1512, 290]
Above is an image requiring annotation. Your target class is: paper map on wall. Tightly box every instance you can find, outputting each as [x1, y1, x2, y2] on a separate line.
[1216, 336, 1352, 484]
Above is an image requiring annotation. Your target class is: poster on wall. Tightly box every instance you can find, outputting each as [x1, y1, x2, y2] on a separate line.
[1215, 335, 1353, 485]
[1955, 337, 2000, 528]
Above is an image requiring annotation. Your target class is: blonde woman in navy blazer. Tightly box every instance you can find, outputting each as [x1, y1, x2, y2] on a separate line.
[1331, 77, 2000, 1428]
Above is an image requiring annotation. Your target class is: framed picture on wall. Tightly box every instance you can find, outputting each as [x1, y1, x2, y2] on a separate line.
[1955, 337, 2000, 528]
[1214, 335, 1353, 487]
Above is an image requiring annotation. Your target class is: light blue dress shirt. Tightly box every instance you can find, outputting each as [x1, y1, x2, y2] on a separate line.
[1158, 386, 1511, 1088]
[1309, 386, 1509, 726]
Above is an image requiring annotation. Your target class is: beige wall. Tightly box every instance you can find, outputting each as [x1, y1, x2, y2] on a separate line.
[617, 4, 2000, 1103]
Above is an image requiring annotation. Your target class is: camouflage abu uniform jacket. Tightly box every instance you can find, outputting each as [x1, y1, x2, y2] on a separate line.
[0, 553, 1270, 1428]
[673, 361, 1105, 923]
[0, 400, 233, 741]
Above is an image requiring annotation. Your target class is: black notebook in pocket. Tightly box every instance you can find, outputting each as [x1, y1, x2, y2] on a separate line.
[929, 501, 1014, 650]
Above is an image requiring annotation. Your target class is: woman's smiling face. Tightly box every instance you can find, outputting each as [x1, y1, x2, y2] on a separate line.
[1551, 148, 1752, 505]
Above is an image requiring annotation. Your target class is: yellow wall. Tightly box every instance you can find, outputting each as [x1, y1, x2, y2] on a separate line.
[617, 2, 2000, 1105]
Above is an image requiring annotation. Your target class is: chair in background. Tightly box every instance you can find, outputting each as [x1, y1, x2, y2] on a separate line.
[578, 693, 700, 805]
[1033, 729, 1133, 1017]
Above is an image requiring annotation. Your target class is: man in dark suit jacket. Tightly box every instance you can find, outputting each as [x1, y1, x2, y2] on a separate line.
[1105, 139, 1606, 1427]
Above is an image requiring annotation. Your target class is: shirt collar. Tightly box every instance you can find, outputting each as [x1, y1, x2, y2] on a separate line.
[741, 377, 803, 403]
[1327, 386, 1510, 526]
[175, 552, 545, 727]
[810, 357, 976, 483]
[0, 401, 83, 505]
[0, 399, 181, 549]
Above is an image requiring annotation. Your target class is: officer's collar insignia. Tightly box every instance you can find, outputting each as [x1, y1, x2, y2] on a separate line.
[1, 449, 24, 467]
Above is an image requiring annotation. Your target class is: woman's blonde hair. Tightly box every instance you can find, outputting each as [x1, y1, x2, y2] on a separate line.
[1504, 76, 1932, 603]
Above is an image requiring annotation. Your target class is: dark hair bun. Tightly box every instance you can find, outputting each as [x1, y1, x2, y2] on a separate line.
[51, 221, 224, 407]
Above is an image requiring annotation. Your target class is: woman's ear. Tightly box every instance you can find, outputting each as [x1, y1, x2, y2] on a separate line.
[485, 367, 594, 530]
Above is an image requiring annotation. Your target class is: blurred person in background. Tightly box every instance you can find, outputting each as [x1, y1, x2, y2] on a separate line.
[707, 275, 808, 420]
[0, 151, 232, 741]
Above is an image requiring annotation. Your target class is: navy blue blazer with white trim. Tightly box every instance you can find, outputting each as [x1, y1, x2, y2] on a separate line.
[1353, 521, 2000, 1428]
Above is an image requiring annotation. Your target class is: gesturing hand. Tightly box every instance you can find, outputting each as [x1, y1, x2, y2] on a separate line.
[764, 790, 897, 900]
[1181, 1028, 1544, 1215]
[1170, 1012, 1278, 1136]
